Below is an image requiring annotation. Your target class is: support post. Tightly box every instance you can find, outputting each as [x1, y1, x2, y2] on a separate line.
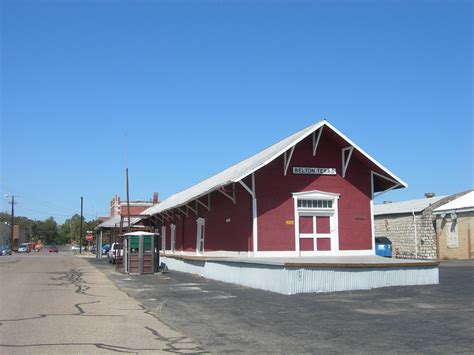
[239, 175, 258, 255]
[80, 197, 83, 254]
[251, 174, 258, 254]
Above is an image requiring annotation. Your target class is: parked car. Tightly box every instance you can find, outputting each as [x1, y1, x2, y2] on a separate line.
[90, 245, 97, 254]
[108, 243, 123, 264]
[71, 245, 80, 252]
[48, 246, 59, 253]
[18, 243, 29, 253]
[101, 244, 111, 255]
[0, 245, 12, 256]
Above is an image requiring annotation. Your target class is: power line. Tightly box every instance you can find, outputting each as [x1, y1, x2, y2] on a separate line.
[0, 182, 96, 217]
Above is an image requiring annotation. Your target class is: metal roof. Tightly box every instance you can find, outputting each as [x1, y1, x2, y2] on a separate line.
[124, 231, 158, 236]
[433, 191, 474, 214]
[147, 120, 407, 217]
[96, 215, 142, 229]
[374, 196, 447, 216]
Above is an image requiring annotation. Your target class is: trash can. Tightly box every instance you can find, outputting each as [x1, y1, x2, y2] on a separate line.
[375, 236, 392, 257]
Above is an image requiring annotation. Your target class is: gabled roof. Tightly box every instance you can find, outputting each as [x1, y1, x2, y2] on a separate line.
[374, 196, 447, 216]
[433, 191, 474, 214]
[147, 120, 407, 217]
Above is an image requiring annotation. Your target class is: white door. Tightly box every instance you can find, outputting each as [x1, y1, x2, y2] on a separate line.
[161, 226, 166, 253]
[298, 212, 336, 253]
[170, 224, 176, 253]
[196, 218, 205, 254]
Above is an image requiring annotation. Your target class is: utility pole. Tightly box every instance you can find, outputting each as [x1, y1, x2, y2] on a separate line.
[80, 197, 83, 254]
[126, 168, 131, 233]
[9, 195, 15, 251]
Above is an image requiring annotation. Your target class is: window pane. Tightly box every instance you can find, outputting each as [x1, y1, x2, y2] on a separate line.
[297, 200, 302, 207]
[302, 200, 308, 208]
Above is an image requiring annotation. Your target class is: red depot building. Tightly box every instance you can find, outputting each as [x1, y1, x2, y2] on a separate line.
[141, 120, 438, 294]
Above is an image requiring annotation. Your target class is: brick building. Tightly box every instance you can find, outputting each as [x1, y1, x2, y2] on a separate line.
[109, 193, 158, 217]
[374, 191, 471, 259]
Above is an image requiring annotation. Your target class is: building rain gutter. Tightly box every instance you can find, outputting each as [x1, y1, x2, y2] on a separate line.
[412, 211, 418, 259]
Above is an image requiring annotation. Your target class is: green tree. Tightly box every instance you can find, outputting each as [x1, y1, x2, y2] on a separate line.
[36, 217, 59, 244]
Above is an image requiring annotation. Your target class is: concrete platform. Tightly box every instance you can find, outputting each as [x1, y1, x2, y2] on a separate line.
[160, 254, 439, 295]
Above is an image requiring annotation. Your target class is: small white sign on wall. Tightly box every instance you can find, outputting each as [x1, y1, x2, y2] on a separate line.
[293, 167, 336, 175]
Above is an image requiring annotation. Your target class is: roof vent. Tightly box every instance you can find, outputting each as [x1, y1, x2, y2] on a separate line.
[425, 192, 435, 198]
[383, 201, 392, 204]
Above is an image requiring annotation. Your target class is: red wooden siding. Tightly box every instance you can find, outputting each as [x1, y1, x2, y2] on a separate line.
[159, 183, 252, 252]
[157, 127, 375, 253]
[256, 131, 372, 251]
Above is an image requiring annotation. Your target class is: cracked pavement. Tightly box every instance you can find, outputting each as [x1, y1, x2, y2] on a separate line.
[92, 257, 474, 354]
[0, 251, 206, 354]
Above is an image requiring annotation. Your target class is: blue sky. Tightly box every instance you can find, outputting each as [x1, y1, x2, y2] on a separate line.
[1, 0, 472, 223]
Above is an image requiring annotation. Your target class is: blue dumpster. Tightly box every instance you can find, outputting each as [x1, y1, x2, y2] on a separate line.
[375, 237, 392, 257]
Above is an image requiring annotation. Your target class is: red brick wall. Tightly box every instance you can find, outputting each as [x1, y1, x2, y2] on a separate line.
[121, 205, 151, 216]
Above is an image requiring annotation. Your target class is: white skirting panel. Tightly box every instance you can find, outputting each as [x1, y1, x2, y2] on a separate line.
[160, 257, 439, 295]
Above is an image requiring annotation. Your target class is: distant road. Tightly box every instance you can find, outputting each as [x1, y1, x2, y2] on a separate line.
[0, 251, 204, 354]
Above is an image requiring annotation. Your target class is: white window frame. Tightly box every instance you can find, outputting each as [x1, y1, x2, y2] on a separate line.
[161, 225, 166, 253]
[292, 190, 340, 256]
[196, 217, 205, 255]
[170, 223, 176, 253]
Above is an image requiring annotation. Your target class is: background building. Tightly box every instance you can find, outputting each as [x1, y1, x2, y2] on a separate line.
[434, 191, 473, 260]
[374, 191, 472, 259]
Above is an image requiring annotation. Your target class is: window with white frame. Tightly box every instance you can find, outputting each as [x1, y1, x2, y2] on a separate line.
[297, 199, 333, 209]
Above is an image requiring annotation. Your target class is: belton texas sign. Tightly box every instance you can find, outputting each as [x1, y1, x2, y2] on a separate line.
[292, 167, 336, 175]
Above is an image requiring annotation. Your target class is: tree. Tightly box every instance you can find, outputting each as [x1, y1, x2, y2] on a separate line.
[36, 217, 59, 244]
[0, 212, 101, 245]
[58, 214, 101, 244]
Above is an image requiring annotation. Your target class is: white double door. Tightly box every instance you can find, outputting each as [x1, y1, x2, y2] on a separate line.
[298, 212, 337, 254]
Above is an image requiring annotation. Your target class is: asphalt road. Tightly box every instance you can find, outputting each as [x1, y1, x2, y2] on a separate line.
[91, 257, 474, 354]
[0, 250, 205, 354]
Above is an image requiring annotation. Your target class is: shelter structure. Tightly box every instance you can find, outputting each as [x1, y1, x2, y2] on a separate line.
[142, 120, 439, 294]
[433, 191, 473, 260]
[122, 232, 159, 274]
[95, 215, 145, 259]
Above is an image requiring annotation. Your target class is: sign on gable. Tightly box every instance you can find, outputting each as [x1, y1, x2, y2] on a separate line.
[292, 167, 336, 175]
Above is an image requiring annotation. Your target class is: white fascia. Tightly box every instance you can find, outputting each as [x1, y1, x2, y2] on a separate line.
[292, 190, 341, 199]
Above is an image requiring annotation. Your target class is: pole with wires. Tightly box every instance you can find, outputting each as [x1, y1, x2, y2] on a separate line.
[80, 197, 83, 254]
[10, 195, 15, 251]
